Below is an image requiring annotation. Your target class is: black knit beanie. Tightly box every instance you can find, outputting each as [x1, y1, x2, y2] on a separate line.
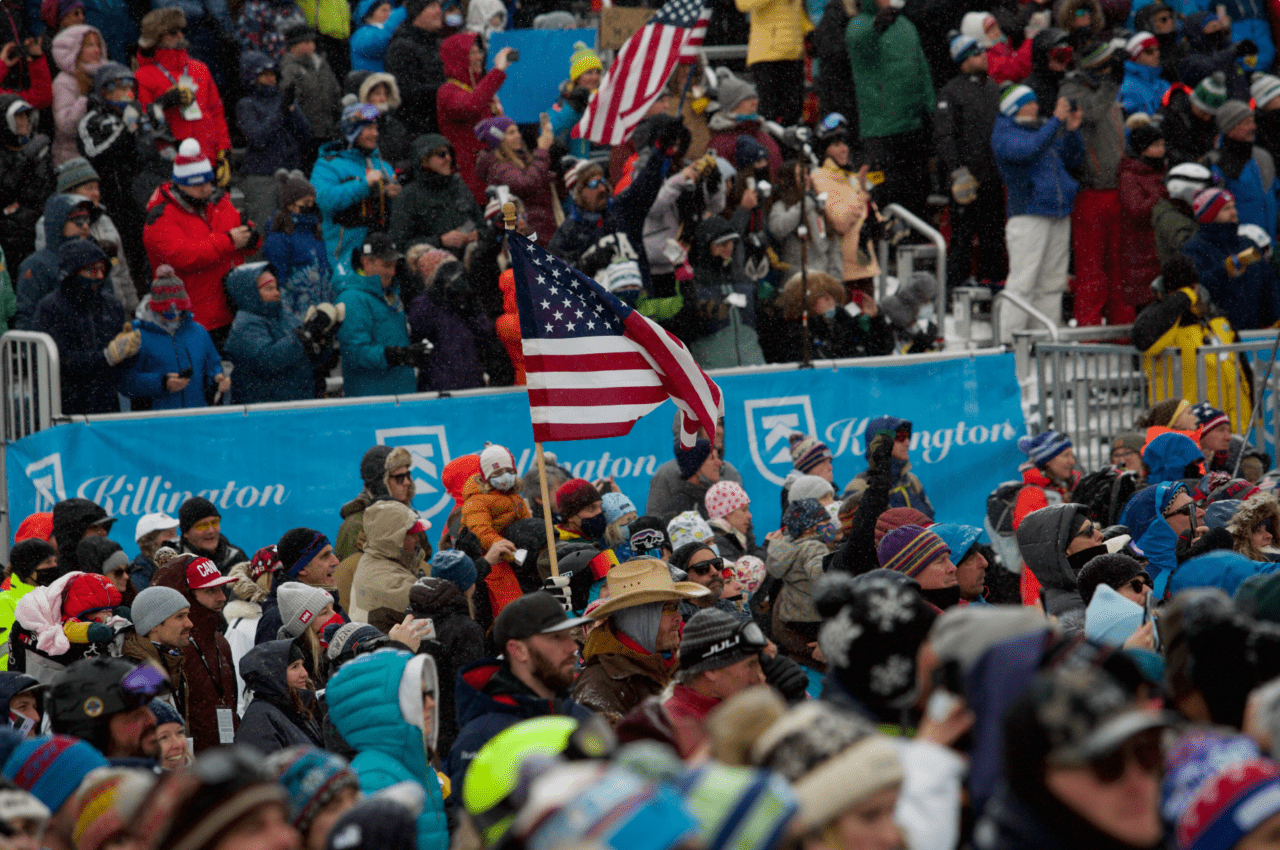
[1076, 553, 1146, 604]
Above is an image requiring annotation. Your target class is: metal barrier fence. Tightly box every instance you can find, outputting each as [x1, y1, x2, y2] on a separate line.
[1016, 325, 1280, 474]
[2, 332, 60, 444]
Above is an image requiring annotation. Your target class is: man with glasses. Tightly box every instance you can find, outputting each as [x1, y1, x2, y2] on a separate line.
[843, 415, 934, 519]
[14, 194, 96, 329]
[672, 543, 747, 622]
[1134, 1, 1183, 81]
[1016, 503, 1103, 618]
[664, 608, 766, 736]
[177, 497, 249, 573]
[1121, 32, 1170, 117]
[447, 591, 594, 791]
[389, 133, 483, 259]
[980, 664, 1168, 850]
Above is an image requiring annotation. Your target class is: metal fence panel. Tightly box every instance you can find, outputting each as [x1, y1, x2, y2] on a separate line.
[1, 332, 60, 445]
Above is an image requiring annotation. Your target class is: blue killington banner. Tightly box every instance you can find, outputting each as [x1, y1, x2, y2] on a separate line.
[6, 353, 1026, 558]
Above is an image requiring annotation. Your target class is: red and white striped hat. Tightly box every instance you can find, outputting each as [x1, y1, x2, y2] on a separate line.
[172, 138, 213, 186]
[1127, 31, 1159, 59]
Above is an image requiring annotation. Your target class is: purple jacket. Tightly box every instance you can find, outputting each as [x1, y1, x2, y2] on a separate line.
[407, 290, 493, 391]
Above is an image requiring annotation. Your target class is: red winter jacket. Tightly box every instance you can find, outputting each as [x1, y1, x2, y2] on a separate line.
[0, 54, 52, 108]
[436, 32, 506, 205]
[988, 40, 1032, 84]
[135, 48, 231, 157]
[143, 183, 251, 331]
[1117, 155, 1165, 313]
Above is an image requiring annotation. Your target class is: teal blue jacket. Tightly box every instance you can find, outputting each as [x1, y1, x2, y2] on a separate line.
[327, 649, 449, 850]
[334, 271, 416, 397]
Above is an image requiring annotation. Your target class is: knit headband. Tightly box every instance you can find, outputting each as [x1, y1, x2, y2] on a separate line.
[286, 532, 329, 578]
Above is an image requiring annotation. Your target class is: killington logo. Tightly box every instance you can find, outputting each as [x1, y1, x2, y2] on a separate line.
[376, 426, 455, 522]
[744, 397, 817, 486]
[24, 453, 66, 511]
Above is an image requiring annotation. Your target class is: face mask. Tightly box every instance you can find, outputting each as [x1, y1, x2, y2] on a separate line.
[618, 524, 630, 541]
[445, 11, 462, 26]
[888, 0, 905, 8]
[817, 521, 839, 545]
[107, 98, 135, 111]
[734, 112, 760, 124]
[615, 288, 640, 307]
[580, 512, 608, 539]
[823, 306, 837, 320]
[73, 274, 100, 291]
[489, 471, 516, 491]
[1066, 543, 1108, 573]
[917, 303, 936, 324]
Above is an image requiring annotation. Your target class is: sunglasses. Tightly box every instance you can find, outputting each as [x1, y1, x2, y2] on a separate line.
[687, 557, 725, 576]
[1128, 575, 1154, 594]
[191, 517, 220, 533]
[1073, 521, 1097, 539]
[121, 662, 172, 708]
[895, 429, 912, 443]
[390, 471, 412, 484]
[1073, 6, 1090, 15]
[583, 177, 608, 189]
[1086, 730, 1163, 784]
[681, 619, 768, 668]
[1162, 500, 1192, 518]
[428, 148, 452, 159]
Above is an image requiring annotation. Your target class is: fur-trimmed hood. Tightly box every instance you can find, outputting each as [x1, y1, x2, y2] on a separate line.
[1229, 492, 1280, 561]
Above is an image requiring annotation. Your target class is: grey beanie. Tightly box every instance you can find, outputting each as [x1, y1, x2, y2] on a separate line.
[788, 475, 834, 505]
[1217, 99, 1254, 134]
[326, 622, 383, 661]
[714, 67, 757, 113]
[132, 586, 190, 637]
[277, 582, 333, 638]
[679, 607, 762, 675]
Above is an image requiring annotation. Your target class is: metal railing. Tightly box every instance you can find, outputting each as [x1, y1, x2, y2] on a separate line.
[1195, 333, 1280, 458]
[994, 291, 1062, 347]
[876, 203, 947, 325]
[2, 332, 61, 444]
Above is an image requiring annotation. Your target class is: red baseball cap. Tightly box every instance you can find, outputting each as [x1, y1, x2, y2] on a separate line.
[187, 557, 236, 590]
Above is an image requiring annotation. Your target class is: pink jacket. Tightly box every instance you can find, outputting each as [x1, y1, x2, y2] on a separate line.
[50, 24, 105, 165]
[15, 571, 80, 656]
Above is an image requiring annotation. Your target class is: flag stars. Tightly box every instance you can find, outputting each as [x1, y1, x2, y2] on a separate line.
[545, 323, 554, 332]
[566, 321, 576, 331]
[540, 300, 551, 309]
[587, 320, 596, 329]
[575, 309, 584, 318]
[549, 286, 559, 294]
[553, 311, 563, 320]
[537, 275, 547, 285]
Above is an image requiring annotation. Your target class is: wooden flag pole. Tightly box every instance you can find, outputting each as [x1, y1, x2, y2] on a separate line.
[503, 201, 560, 577]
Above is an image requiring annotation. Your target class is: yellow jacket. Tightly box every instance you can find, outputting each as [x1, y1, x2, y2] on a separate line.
[1142, 302, 1251, 431]
[736, 0, 813, 64]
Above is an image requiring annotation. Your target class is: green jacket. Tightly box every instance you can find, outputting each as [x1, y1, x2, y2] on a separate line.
[845, 11, 935, 139]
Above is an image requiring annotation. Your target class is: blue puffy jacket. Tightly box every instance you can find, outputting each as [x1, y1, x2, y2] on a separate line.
[350, 0, 406, 73]
[327, 649, 449, 850]
[992, 115, 1085, 219]
[311, 141, 397, 273]
[119, 312, 223, 409]
[447, 658, 595, 793]
[1167, 549, 1280, 596]
[1143, 431, 1204, 484]
[1214, 152, 1280, 242]
[1121, 481, 1183, 582]
[1178, 220, 1280, 330]
[1120, 61, 1169, 117]
[334, 271, 415, 397]
[223, 262, 314, 403]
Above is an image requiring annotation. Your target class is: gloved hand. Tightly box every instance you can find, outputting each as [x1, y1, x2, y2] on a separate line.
[384, 346, 414, 367]
[103, 325, 141, 365]
[1226, 246, 1261, 277]
[303, 302, 344, 340]
[542, 574, 573, 613]
[215, 150, 231, 188]
[408, 339, 435, 368]
[1235, 39, 1259, 59]
[950, 167, 978, 204]
[906, 322, 939, 353]
[873, 6, 898, 33]
[87, 623, 114, 643]
[759, 651, 809, 703]
[157, 86, 193, 110]
[868, 430, 895, 473]
[565, 86, 591, 113]
[294, 326, 323, 358]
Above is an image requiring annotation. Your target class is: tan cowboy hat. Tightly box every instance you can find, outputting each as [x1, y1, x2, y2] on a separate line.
[587, 558, 709, 619]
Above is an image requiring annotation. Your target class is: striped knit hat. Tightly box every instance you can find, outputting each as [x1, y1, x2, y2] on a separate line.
[1126, 31, 1158, 58]
[878, 525, 951, 578]
[999, 84, 1037, 117]
[1017, 430, 1073, 465]
[1191, 72, 1228, 115]
[789, 433, 832, 474]
[1193, 187, 1234, 223]
[268, 746, 360, 837]
[1193, 402, 1230, 434]
[172, 138, 213, 186]
[150, 266, 192, 314]
[1253, 72, 1280, 109]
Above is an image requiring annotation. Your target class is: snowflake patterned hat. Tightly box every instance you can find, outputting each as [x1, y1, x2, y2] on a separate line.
[1019, 665, 1172, 768]
[815, 571, 937, 717]
[750, 701, 903, 831]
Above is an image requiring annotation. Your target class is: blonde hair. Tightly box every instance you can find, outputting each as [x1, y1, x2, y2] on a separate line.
[780, 271, 846, 321]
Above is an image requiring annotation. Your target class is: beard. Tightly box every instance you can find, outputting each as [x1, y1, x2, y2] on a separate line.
[529, 644, 576, 694]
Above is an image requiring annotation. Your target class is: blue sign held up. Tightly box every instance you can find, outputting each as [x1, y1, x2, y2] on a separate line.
[488, 29, 596, 124]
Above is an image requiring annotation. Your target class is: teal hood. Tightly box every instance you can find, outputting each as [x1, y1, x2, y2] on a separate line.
[225, 261, 281, 319]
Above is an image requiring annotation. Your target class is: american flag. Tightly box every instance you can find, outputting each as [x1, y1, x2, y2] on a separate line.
[507, 231, 724, 447]
[577, 0, 709, 146]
